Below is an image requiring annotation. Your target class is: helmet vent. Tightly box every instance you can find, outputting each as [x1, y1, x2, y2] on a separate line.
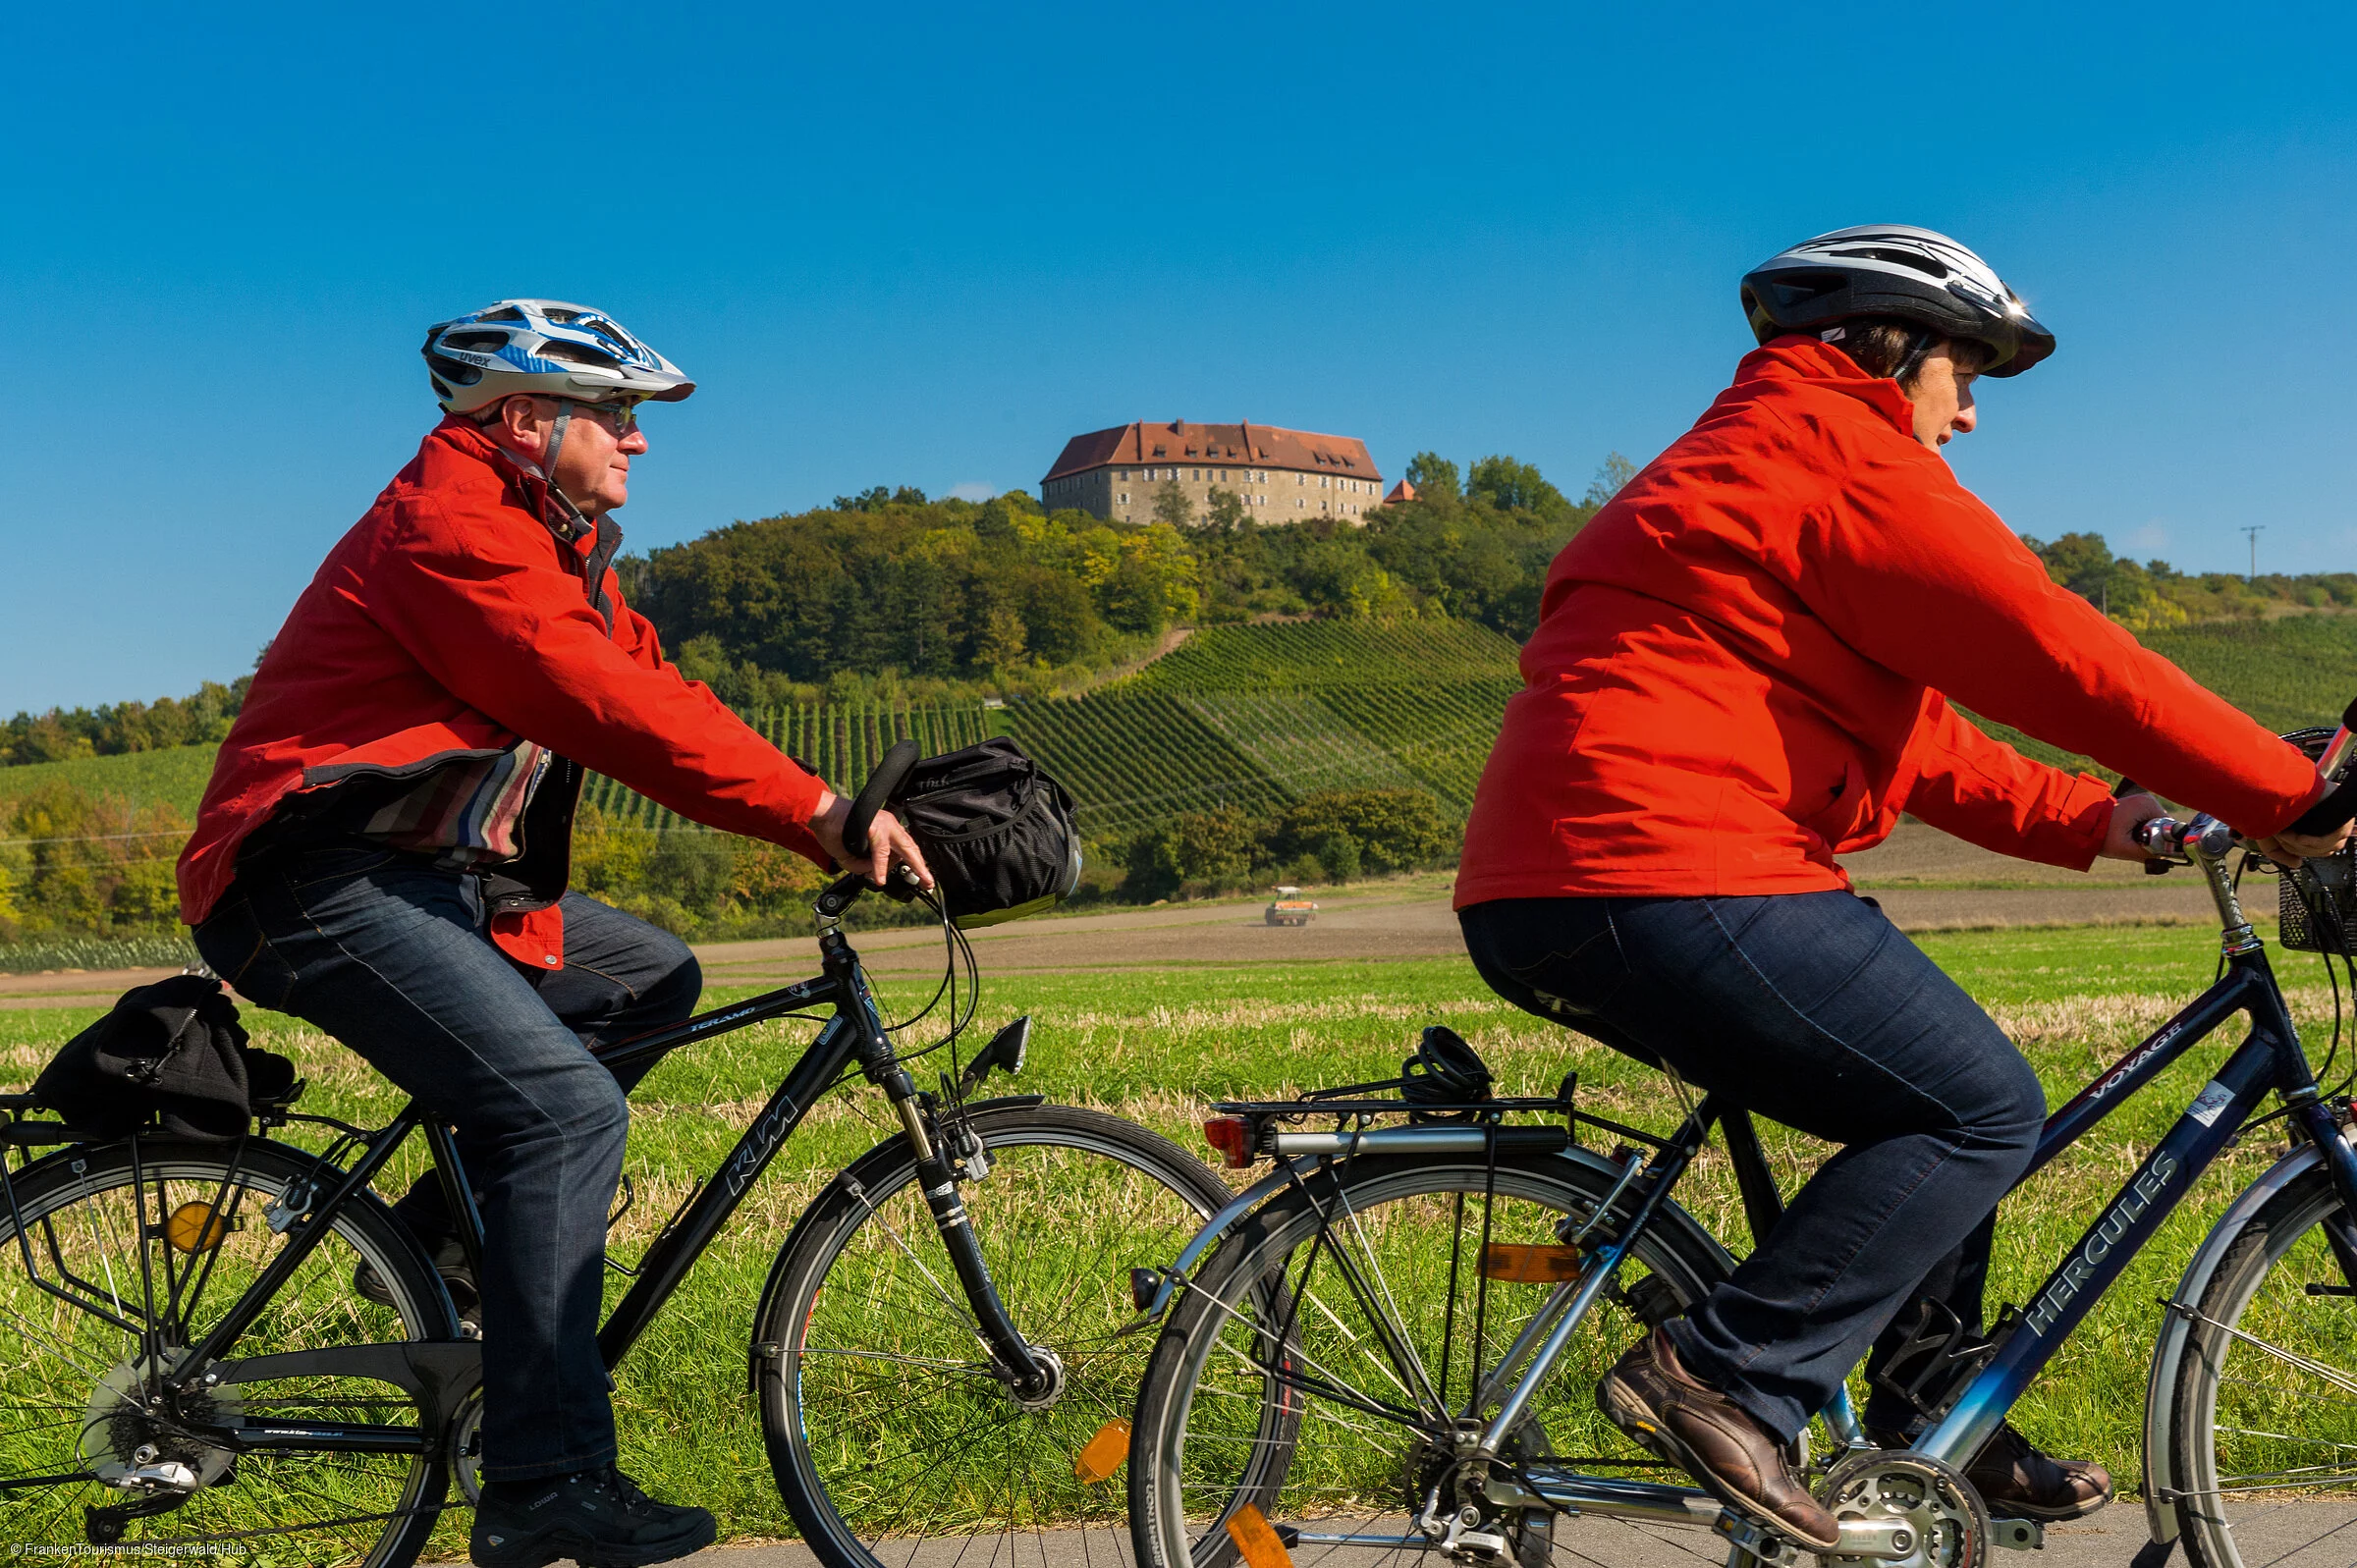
[1830, 245, 1949, 278]
[425, 353, 484, 387]
[442, 331, 509, 351]
[480, 305, 528, 324]
[536, 341, 617, 368]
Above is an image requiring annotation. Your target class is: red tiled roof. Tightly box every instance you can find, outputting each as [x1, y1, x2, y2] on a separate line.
[1384, 479, 1417, 505]
[1042, 420, 1383, 484]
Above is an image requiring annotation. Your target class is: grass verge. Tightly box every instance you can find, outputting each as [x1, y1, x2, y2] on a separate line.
[0, 920, 2343, 1547]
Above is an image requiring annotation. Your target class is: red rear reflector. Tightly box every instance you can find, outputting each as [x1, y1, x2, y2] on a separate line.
[1203, 1116, 1253, 1168]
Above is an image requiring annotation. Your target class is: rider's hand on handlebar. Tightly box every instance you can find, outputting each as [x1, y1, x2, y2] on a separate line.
[2100, 791, 2170, 863]
[807, 791, 937, 892]
[2253, 777, 2356, 869]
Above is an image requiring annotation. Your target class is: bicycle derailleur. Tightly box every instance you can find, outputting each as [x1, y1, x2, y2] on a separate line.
[79, 1345, 243, 1543]
[1405, 1422, 1557, 1567]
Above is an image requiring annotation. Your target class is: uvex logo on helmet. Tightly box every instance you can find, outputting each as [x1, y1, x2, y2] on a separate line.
[421, 299, 695, 415]
[1739, 225, 2056, 377]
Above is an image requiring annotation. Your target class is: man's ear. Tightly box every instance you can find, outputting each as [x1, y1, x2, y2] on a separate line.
[489, 396, 547, 459]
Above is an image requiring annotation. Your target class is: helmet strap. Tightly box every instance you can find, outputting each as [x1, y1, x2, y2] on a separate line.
[543, 398, 576, 497]
[1892, 328, 1941, 389]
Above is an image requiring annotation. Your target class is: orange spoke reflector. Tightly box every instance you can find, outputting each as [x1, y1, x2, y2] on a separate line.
[1072, 1417, 1129, 1483]
[1226, 1503, 1294, 1568]
[1480, 1243, 1583, 1283]
[165, 1203, 229, 1254]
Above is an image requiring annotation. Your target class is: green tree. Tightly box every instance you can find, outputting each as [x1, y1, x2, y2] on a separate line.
[1467, 455, 1569, 516]
[1204, 486, 1248, 534]
[975, 604, 1029, 668]
[1583, 452, 1639, 508]
[1404, 453, 1462, 503]
[1152, 479, 1195, 529]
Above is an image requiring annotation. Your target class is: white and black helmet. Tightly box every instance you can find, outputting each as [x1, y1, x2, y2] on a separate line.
[421, 298, 695, 415]
[1740, 225, 2056, 377]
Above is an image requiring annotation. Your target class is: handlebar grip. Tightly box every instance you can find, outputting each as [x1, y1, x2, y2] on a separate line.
[843, 738, 922, 859]
[2288, 776, 2357, 839]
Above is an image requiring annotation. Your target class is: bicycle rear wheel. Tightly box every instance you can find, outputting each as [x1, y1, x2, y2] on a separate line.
[2167, 1166, 2357, 1568]
[0, 1136, 457, 1566]
[1127, 1150, 1732, 1568]
[756, 1102, 1232, 1568]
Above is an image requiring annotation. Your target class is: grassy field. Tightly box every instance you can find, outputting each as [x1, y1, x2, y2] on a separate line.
[0, 742, 218, 818]
[1, 919, 2346, 1549]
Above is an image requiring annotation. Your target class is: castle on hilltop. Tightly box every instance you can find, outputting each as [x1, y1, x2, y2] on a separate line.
[1039, 420, 1385, 525]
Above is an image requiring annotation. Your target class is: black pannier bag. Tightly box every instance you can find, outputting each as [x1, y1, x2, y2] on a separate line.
[31, 974, 297, 1142]
[2277, 725, 2357, 954]
[896, 737, 1082, 929]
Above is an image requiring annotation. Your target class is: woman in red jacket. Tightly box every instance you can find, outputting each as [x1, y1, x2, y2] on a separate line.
[1455, 226, 2348, 1548]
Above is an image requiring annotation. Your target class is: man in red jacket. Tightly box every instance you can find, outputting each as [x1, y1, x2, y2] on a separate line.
[1456, 228, 2349, 1548]
[183, 299, 928, 1568]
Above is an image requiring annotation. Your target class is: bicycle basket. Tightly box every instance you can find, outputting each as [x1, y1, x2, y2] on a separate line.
[2277, 727, 2357, 955]
[894, 737, 1081, 930]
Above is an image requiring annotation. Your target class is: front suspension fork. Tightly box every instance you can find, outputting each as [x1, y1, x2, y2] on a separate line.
[888, 1078, 1049, 1393]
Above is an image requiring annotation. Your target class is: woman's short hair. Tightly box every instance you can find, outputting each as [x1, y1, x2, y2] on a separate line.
[1821, 317, 1988, 390]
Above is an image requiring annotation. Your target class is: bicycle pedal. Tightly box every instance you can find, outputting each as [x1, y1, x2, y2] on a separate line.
[1988, 1516, 2045, 1552]
[1710, 1510, 1801, 1566]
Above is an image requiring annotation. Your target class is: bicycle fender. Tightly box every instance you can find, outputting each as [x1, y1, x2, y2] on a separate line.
[2141, 1132, 2339, 1546]
[1139, 1142, 1739, 1323]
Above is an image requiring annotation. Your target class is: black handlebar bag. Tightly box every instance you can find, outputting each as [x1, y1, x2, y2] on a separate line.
[31, 974, 296, 1142]
[897, 737, 1082, 929]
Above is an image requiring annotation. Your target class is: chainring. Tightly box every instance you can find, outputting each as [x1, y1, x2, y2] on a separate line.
[1812, 1448, 1987, 1568]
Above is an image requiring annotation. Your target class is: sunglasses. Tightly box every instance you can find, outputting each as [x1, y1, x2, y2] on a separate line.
[569, 399, 643, 434]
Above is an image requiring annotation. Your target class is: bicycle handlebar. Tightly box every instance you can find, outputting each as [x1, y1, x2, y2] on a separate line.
[843, 738, 921, 859]
[2115, 696, 2357, 860]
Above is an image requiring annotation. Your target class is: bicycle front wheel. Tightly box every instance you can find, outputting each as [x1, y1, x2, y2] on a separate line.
[1128, 1149, 1733, 1568]
[756, 1102, 1232, 1568]
[2168, 1165, 2357, 1568]
[0, 1136, 458, 1567]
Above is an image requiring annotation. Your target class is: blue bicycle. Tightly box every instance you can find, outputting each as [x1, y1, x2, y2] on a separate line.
[1125, 730, 2357, 1568]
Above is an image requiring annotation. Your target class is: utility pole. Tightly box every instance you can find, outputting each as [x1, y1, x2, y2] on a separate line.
[2242, 523, 2266, 584]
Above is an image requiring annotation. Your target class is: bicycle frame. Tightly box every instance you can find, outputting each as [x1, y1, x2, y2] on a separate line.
[1162, 830, 2357, 1549]
[109, 889, 1052, 1453]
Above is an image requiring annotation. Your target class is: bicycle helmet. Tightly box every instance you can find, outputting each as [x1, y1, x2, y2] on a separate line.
[1740, 225, 2056, 377]
[421, 298, 694, 415]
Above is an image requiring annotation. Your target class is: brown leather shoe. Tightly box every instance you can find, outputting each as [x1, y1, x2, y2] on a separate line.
[1868, 1422, 2112, 1521]
[1598, 1327, 1840, 1551]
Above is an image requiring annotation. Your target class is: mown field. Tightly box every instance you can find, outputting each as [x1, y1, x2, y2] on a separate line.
[1, 921, 2340, 1549]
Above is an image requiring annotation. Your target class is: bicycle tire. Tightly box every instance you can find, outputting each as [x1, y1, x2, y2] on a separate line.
[1128, 1149, 1733, 1568]
[0, 1135, 458, 1566]
[755, 1102, 1232, 1568]
[2165, 1164, 2357, 1568]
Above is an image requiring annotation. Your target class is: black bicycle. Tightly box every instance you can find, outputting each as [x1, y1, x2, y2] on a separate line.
[1125, 727, 2357, 1568]
[0, 747, 1231, 1567]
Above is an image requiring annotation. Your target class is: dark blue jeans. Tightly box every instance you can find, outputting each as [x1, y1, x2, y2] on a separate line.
[1458, 892, 2046, 1439]
[192, 838, 701, 1483]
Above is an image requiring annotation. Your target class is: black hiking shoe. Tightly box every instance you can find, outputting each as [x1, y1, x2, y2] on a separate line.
[354, 1233, 480, 1333]
[470, 1464, 716, 1567]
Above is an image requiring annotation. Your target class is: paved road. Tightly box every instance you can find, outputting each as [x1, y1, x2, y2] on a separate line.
[671, 1498, 2357, 1567]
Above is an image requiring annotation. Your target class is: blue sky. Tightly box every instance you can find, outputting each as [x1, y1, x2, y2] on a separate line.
[3, 2, 2351, 713]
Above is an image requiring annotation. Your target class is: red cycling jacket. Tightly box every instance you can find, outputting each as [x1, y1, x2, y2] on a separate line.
[179, 416, 828, 963]
[1454, 337, 2321, 909]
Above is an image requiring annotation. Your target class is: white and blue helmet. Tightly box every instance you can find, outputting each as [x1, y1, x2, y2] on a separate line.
[421, 298, 694, 415]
